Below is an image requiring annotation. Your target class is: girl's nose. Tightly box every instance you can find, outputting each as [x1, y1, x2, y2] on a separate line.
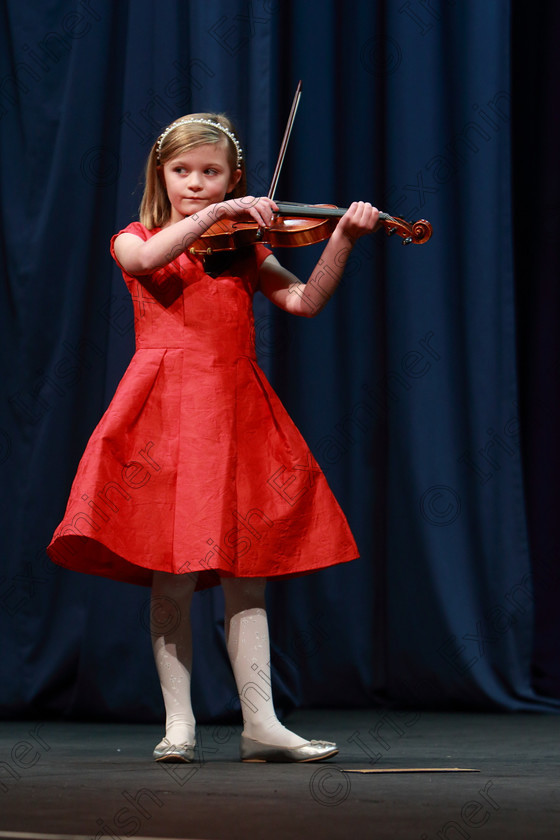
[187, 172, 203, 190]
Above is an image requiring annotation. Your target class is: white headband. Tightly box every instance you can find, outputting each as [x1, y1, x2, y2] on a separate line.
[156, 118, 243, 167]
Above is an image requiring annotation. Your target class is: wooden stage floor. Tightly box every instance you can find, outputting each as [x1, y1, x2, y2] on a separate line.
[0, 709, 558, 839]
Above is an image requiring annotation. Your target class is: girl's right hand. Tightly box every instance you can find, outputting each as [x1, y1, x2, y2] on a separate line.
[215, 196, 278, 228]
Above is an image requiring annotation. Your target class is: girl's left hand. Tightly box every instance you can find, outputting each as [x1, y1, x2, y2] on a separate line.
[334, 201, 380, 244]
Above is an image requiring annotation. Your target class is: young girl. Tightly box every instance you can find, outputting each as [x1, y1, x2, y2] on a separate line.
[48, 113, 379, 763]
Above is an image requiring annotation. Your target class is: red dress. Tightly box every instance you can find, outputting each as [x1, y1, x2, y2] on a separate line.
[47, 222, 359, 589]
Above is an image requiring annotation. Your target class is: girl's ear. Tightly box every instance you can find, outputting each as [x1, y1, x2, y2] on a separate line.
[228, 168, 242, 193]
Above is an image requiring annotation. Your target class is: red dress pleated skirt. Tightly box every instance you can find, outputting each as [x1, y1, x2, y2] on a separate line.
[47, 222, 359, 589]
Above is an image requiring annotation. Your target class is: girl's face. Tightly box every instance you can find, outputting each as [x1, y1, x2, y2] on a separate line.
[162, 142, 241, 224]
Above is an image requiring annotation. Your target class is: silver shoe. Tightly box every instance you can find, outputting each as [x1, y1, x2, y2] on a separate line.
[240, 734, 339, 763]
[153, 737, 196, 762]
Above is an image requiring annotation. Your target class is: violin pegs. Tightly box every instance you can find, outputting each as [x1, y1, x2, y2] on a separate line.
[388, 227, 398, 236]
[403, 237, 413, 245]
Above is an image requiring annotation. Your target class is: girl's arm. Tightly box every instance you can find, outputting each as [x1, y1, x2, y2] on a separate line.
[113, 196, 278, 275]
[258, 201, 379, 317]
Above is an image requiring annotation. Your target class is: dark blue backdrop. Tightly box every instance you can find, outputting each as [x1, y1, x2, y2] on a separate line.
[1, 0, 558, 723]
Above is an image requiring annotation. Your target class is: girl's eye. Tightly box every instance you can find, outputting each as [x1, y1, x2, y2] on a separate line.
[205, 168, 218, 175]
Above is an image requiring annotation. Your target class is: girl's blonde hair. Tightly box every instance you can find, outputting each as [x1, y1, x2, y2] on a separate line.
[139, 112, 247, 229]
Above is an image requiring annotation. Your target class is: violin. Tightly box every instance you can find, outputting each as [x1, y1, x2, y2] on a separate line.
[188, 202, 432, 255]
[188, 82, 432, 256]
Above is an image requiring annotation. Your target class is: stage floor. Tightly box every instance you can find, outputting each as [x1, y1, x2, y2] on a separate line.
[0, 709, 558, 839]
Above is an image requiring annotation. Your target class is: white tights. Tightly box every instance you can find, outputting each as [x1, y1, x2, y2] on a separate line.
[150, 572, 306, 748]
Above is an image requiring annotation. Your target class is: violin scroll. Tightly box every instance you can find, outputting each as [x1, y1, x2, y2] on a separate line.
[378, 213, 433, 245]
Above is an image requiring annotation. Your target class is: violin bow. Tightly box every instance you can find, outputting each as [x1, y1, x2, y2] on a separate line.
[267, 80, 302, 202]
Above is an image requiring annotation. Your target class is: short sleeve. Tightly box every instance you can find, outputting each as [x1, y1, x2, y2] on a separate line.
[254, 243, 273, 269]
[110, 222, 152, 272]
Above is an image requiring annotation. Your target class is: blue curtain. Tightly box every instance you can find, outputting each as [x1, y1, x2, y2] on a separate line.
[1, 0, 557, 723]
[512, 0, 560, 700]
